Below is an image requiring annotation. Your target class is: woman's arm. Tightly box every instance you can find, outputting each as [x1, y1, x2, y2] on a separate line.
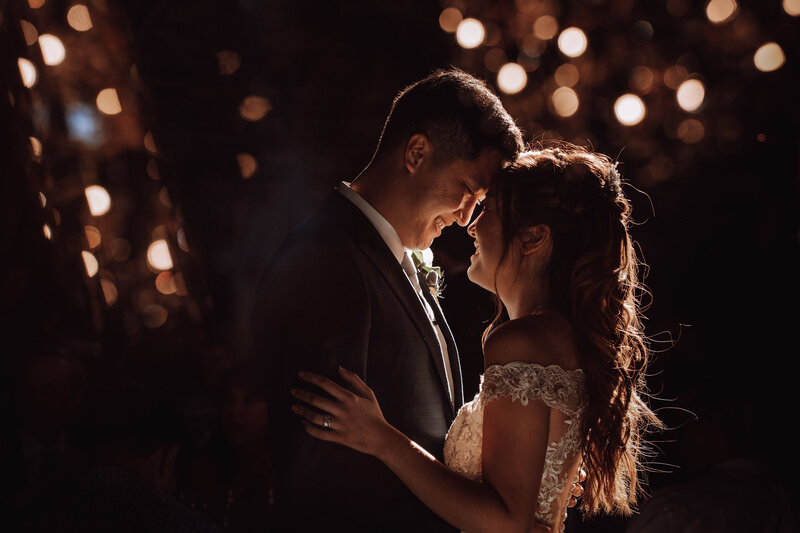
[291, 367, 552, 533]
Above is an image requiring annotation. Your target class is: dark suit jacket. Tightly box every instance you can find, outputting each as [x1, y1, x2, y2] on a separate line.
[251, 191, 464, 532]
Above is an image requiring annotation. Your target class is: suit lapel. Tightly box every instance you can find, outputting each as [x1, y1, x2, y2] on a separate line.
[324, 194, 454, 409]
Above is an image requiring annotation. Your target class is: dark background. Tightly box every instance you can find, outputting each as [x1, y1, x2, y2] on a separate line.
[2, 0, 798, 530]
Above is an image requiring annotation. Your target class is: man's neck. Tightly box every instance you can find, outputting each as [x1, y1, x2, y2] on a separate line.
[350, 166, 411, 248]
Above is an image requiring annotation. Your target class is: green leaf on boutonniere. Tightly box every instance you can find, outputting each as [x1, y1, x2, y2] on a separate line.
[411, 249, 444, 298]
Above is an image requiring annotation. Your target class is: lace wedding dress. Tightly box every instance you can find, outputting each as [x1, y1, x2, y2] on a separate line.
[444, 362, 586, 532]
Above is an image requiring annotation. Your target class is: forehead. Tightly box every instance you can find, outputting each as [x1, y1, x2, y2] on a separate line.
[455, 150, 504, 190]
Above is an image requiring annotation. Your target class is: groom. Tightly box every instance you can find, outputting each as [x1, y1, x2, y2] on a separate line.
[251, 69, 523, 532]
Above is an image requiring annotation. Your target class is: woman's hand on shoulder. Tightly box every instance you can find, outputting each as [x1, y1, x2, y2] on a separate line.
[290, 367, 397, 457]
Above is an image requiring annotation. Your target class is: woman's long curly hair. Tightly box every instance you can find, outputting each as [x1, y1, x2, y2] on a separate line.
[486, 142, 662, 515]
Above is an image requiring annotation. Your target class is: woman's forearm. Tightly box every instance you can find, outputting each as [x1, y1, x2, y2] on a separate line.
[375, 425, 534, 533]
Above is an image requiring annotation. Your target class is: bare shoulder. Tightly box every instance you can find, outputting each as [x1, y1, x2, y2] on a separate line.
[483, 311, 580, 371]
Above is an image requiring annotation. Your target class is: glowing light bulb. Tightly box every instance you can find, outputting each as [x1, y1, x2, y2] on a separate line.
[84, 225, 101, 249]
[456, 18, 485, 49]
[439, 7, 463, 33]
[705, 0, 738, 24]
[96, 88, 122, 115]
[82, 251, 98, 277]
[84, 185, 111, 216]
[785, 0, 800, 16]
[614, 94, 646, 126]
[147, 239, 173, 271]
[753, 42, 785, 72]
[496, 63, 527, 95]
[551, 87, 579, 117]
[676, 79, 705, 112]
[18, 57, 38, 88]
[38, 34, 66, 65]
[557, 27, 587, 58]
[67, 5, 93, 31]
[533, 15, 558, 40]
[239, 95, 271, 121]
[237, 153, 258, 178]
[100, 278, 118, 305]
[20, 20, 38, 45]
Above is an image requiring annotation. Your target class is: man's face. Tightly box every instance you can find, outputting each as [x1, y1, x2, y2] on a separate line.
[402, 149, 503, 250]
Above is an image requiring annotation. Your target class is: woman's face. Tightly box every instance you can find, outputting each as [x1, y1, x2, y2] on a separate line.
[466, 194, 512, 294]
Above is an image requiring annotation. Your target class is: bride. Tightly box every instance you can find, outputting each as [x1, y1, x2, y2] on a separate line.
[291, 143, 662, 532]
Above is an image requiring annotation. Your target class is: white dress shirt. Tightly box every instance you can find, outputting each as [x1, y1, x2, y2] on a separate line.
[338, 181, 455, 406]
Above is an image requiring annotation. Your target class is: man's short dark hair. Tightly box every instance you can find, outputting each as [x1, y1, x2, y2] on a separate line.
[373, 68, 524, 166]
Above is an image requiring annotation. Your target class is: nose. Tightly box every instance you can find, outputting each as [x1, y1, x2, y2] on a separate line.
[455, 197, 480, 227]
[467, 216, 478, 237]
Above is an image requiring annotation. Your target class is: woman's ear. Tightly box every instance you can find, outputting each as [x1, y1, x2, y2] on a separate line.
[519, 225, 551, 255]
[404, 133, 430, 174]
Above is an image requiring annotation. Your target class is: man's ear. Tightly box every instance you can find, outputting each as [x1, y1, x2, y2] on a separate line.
[519, 225, 551, 255]
[404, 133, 431, 174]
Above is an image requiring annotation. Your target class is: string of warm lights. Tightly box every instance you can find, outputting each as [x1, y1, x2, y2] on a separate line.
[437, 0, 795, 185]
[14, 0, 200, 336]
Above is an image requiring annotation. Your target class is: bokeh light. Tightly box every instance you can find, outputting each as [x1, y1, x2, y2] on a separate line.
[705, 0, 738, 24]
[84, 225, 101, 249]
[84, 185, 111, 216]
[28, 0, 45, 8]
[239, 95, 271, 121]
[753, 42, 785, 72]
[38, 34, 66, 66]
[676, 79, 705, 112]
[550, 87, 579, 117]
[143, 131, 158, 153]
[554, 63, 580, 87]
[677, 118, 705, 143]
[42, 224, 52, 240]
[96, 88, 122, 115]
[177, 228, 190, 252]
[557, 27, 588, 58]
[630, 66, 655, 93]
[147, 239, 173, 271]
[237, 153, 258, 178]
[785, 0, 800, 16]
[614, 94, 646, 126]
[38, 192, 47, 207]
[439, 7, 463, 33]
[100, 278, 118, 306]
[81, 251, 98, 278]
[67, 5, 93, 31]
[216, 50, 241, 75]
[533, 15, 558, 40]
[18, 57, 38, 88]
[663, 64, 689, 89]
[497, 63, 527, 95]
[155, 271, 177, 295]
[20, 20, 38, 45]
[456, 18, 485, 49]
[142, 304, 168, 328]
[29, 136, 43, 161]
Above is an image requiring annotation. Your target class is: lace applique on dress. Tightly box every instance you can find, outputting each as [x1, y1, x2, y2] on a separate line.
[443, 362, 585, 531]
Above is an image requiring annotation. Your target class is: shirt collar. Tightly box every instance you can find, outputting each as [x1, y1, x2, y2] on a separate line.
[337, 181, 405, 264]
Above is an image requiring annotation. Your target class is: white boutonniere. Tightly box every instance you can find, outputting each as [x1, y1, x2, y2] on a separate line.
[410, 249, 444, 298]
